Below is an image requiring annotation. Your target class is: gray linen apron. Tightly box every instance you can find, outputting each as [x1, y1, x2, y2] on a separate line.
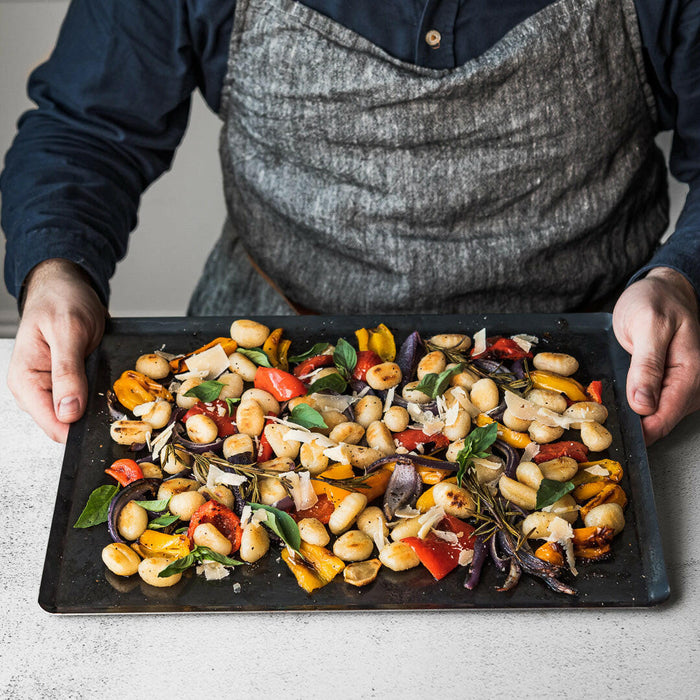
[188, 0, 668, 316]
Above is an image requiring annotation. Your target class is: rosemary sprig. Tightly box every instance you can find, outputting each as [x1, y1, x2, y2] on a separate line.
[461, 466, 527, 550]
[313, 472, 375, 492]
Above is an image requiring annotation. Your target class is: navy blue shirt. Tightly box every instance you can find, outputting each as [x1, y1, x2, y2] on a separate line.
[2, 0, 700, 305]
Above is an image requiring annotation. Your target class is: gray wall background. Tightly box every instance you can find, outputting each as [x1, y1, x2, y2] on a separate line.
[0, 1, 689, 337]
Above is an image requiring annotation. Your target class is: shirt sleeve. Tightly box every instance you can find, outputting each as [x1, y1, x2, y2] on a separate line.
[632, 0, 700, 297]
[0, 0, 232, 304]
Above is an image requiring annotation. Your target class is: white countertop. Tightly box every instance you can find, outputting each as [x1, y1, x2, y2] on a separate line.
[1, 337, 698, 699]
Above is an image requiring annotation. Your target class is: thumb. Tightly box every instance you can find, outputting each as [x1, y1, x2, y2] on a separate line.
[625, 321, 673, 416]
[49, 332, 89, 424]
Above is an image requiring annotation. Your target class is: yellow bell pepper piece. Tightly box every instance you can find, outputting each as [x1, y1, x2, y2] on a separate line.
[573, 459, 623, 485]
[355, 324, 396, 361]
[572, 480, 612, 502]
[113, 370, 173, 411]
[416, 477, 458, 512]
[263, 328, 285, 368]
[281, 542, 345, 593]
[278, 339, 291, 372]
[131, 531, 191, 560]
[169, 337, 238, 373]
[530, 370, 588, 402]
[319, 463, 354, 480]
[312, 475, 354, 507]
[475, 414, 531, 449]
[357, 468, 392, 502]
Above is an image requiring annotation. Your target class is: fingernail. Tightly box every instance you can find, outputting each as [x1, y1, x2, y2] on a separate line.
[58, 397, 80, 420]
[634, 388, 656, 410]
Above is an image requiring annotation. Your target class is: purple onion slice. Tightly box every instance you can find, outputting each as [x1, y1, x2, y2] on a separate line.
[107, 478, 161, 544]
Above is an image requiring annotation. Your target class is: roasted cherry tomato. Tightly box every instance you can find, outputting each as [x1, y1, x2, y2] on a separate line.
[402, 515, 476, 580]
[254, 367, 308, 401]
[533, 441, 589, 464]
[351, 350, 382, 382]
[187, 500, 242, 553]
[182, 399, 237, 437]
[104, 458, 144, 487]
[394, 428, 450, 452]
[290, 494, 335, 525]
[293, 353, 335, 379]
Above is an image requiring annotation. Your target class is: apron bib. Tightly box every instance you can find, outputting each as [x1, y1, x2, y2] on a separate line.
[189, 0, 668, 316]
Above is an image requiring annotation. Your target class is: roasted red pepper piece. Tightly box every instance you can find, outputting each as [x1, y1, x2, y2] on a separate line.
[351, 350, 382, 382]
[182, 399, 237, 437]
[533, 440, 589, 464]
[394, 428, 450, 452]
[187, 500, 242, 553]
[290, 494, 335, 524]
[586, 380, 603, 404]
[256, 412, 277, 462]
[254, 367, 308, 401]
[104, 458, 144, 487]
[402, 515, 476, 580]
[293, 353, 335, 379]
[471, 337, 532, 361]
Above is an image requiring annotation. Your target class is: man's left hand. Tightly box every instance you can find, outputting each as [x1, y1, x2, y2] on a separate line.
[612, 266, 700, 445]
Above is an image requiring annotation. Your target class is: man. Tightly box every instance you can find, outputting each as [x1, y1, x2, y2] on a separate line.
[2, 0, 699, 444]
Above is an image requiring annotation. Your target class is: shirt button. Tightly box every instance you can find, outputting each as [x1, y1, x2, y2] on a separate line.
[425, 30, 441, 48]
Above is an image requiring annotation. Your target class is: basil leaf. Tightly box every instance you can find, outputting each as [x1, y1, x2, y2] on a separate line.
[414, 365, 463, 399]
[225, 397, 241, 415]
[174, 526, 188, 534]
[288, 342, 330, 364]
[74, 484, 119, 528]
[536, 479, 575, 510]
[236, 348, 272, 368]
[133, 497, 170, 512]
[158, 546, 243, 578]
[333, 338, 357, 378]
[195, 546, 243, 567]
[289, 404, 328, 429]
[148, 514, 180, 530]
[158, 552, 196, 578]
[307, 372, 347, 395]
[184, 380, 224, 402]
[250, 503, 302, 553]
[455, 422, 499, 487]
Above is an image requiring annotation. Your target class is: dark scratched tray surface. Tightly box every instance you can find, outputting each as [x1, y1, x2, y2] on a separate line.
[39, 314, 669, 613]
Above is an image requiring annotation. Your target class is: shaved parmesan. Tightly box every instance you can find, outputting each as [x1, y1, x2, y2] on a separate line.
[584, 465, 610, 477]
[150, 423, 174, 460]
[394, 506, 421, 519]
[449, 386, 481, 419]
[196, 561, 230, 580]
[133, 401, 156, 417]
[281, 470, 318, 511]
[174, 369, 209, 382]
[443, 401, 460, 428]
[184, 343, 230, 380]
[432, 529, 458, 544]
[323, 444, 350, 465]
[418, 506, 446, 539]
[546, 516, 574, 543]
[311, 393, 355, 413]
[504, 390, 573, 429]
[384, 387, 396, 413]
[472, 456, 502, 471]
[206, 464, 248, 491]
[521, 441, 541, 463]
[473, 328, 487, 356]
[564, 539, 578, 576]
[155, 349, 181, 362]
[459, 549, 474, 567]
[240, 504, 252, 528]
[510, 334, 539, 353]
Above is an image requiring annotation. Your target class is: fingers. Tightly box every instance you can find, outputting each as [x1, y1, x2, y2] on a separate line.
[623, 317, 674, 417]
[7, 335, 70, 443]
[45, 322, 90, 425]
[640, 327, 700, 445]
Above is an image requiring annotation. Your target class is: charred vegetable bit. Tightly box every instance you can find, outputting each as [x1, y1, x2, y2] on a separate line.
[91, 319, 628, 597]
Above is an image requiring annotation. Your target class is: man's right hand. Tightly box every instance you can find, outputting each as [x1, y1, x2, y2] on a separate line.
[8, 259, 106, 443]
